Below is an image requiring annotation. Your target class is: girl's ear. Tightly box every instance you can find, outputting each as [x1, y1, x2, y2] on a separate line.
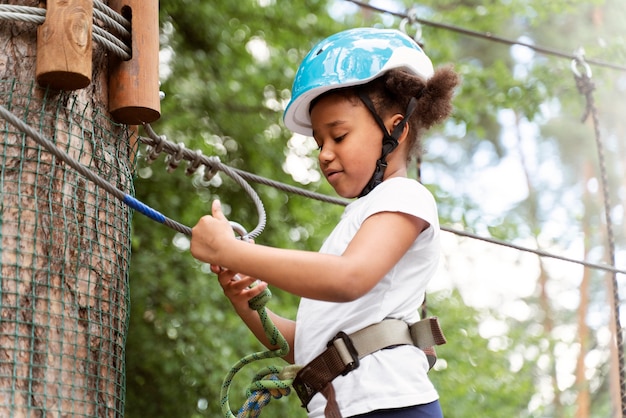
[388, 114, 410, 143]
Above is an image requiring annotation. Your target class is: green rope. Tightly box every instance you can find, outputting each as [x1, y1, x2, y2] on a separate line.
[220, 288, 298, 418]
[237, 369, 291, 418]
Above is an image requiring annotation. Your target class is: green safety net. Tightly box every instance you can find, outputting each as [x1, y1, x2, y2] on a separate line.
[0, 80, 135, 417]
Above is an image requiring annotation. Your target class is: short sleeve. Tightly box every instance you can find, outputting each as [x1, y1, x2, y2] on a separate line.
[360, 178, 438, 228]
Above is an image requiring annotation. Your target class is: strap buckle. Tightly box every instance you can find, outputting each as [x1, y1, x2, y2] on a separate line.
[328, 331, 360, 375]
[292, 376, 316, 409]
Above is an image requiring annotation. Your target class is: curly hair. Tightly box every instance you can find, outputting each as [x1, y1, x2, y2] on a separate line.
[362, 66, 460, 160]
[311, 66, 460, 161]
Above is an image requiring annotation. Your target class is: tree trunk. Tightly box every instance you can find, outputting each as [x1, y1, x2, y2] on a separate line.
[0, 1, 133, 416]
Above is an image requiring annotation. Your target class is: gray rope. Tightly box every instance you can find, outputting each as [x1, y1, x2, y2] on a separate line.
[94, 0, 131, 31]
[347, 0, 626, 73]
[0, 104, 192, 236]
[229, 167, 350, 207]
[0, 4, 131, 61]
[139, 125, 626, 277]
[443, 227, 626, 275]
[93, 7, 131, 41]
[142, 124, 267, 239]
[0, 4, 45, 17]
[92, 25, 131, 58]
[0, 99, 622, 275]
[572, 55, 625, 416]
[1, 3, 623, 277]
[140, 126, 349, 207]
[0, 8, 45, 25]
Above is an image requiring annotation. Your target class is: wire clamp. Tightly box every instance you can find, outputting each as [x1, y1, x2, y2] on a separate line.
[185, 149, 204, 176]
[165, 142, 185, 172]
[400, 7, 423, 44]
[145, 134, 165, 164]
[571, 47, 592, 79]
[203, 156, 221, 182]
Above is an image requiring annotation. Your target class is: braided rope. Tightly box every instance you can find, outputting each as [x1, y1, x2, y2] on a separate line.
[140, 124, 350, 207]
[0, 4, 131, 61]
[94, 0, 131, 32]
[93, 7, 130, 40]
[573, 57, 625, 417]
[237, 371, 292, 418]
[141, 124, 267, 239]
[220, 289, 294, 418]
[1, 2, 623, 273]
[139, 124, 626, 276]
[92, 24, 131, 57]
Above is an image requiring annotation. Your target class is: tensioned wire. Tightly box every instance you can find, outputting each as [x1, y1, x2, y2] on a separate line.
[3, 1, 626, 73]
[572, 59, 625, 417]
[1, 102, 623, 276]
[138, 124, 626, 277]
[1, 2, 624, 265]
[346, 0, 626, 73]
[5, 100, 624, 417]
[0, 104, 267, 240]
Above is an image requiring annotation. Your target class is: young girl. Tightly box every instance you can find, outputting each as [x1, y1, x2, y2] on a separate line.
[190, 27, 459, 418]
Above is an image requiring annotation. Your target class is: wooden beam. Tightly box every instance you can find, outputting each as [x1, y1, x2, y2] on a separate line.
[108, 0, 161, 124]
[36, 0, 93, 90]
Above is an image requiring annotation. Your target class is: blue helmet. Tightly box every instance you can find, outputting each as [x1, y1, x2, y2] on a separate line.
[283, 27, 434, 136]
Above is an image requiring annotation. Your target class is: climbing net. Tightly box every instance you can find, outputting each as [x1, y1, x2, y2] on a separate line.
[0, 80, 133, 417]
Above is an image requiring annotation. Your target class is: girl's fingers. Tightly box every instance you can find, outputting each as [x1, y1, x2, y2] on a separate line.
[228, 274, 258, 290]
[212, 200, 226, 221]
[215, 269, 237, 285]
[210, 264, 224, 274]
[237, 280, 268, 300]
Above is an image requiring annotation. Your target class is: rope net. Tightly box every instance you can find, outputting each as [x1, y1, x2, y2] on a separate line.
[0, 80, 135, 417]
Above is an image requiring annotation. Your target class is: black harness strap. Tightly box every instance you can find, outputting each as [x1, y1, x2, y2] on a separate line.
[357, 93, 419, 197]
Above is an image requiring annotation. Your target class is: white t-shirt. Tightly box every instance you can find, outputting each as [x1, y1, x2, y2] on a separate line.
[294, 177, 441, 418]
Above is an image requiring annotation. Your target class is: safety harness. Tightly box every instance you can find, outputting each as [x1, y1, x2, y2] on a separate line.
[293, 317, 447, 417]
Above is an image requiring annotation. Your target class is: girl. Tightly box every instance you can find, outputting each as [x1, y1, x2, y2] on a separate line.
[190, 27, 459, 418]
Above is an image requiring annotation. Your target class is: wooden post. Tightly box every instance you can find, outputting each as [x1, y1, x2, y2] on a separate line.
[36, 0, 93, 90]
[108, 0, 161, 125]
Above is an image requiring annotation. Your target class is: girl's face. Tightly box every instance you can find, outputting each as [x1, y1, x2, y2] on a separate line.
[310, 93, 383, 198]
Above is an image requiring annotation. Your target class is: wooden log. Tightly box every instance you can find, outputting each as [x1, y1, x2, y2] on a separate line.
[108, 0, 161, 124]
[36, 0, 93, 90]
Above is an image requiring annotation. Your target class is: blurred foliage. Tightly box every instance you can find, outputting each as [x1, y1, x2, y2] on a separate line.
[125, 0, 625, 417]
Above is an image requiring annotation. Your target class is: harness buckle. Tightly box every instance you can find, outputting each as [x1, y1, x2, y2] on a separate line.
[328, 331, 360, 375]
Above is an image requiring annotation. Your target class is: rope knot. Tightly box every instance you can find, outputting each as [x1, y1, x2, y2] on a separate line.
[237, 371, 293, 418]
[248, 288, 272, 311]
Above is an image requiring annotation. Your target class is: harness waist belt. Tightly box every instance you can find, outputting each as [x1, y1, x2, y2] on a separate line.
[292, 317, 446, 409]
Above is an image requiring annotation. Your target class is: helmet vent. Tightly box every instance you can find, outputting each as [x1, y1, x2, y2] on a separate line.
[315, 47, 325, 56]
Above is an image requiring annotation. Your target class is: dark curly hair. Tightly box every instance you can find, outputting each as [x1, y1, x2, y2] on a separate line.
[311, 66, 460, 161]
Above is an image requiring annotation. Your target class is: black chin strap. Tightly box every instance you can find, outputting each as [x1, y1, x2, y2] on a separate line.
[357, 93, 418, 197]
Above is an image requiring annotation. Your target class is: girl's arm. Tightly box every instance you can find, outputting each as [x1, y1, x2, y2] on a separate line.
[191, 200, 427, 302]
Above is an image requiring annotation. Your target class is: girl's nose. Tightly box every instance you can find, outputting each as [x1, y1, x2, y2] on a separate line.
[318, 143, 334, 163]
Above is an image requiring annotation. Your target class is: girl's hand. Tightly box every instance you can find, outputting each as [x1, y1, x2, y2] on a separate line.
[190, 200, 235, 264]
[211, 264, 268, 312]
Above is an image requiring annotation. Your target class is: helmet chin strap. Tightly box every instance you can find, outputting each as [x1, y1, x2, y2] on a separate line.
[357, 93, 418, 197]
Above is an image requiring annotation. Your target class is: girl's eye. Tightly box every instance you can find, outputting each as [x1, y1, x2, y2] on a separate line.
[315, 134, 346, 151]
